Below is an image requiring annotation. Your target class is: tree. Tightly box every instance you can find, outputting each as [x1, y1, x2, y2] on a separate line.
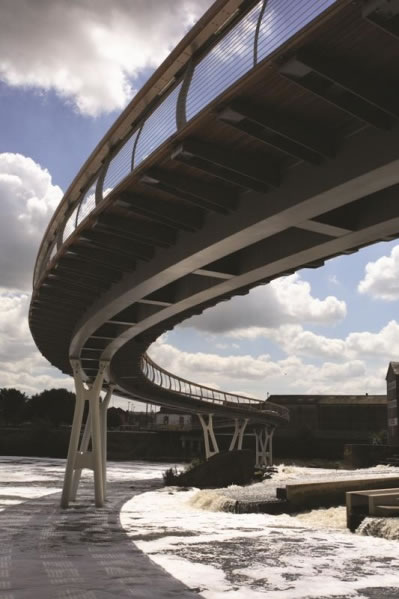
[108, 407, 125, 429]
[0, 388, 27, 426]
[26, 388, 75, 427]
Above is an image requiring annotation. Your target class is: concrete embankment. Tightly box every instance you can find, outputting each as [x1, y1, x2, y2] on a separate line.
[234, 477, 399, 515]
[279, 476, 399, 510]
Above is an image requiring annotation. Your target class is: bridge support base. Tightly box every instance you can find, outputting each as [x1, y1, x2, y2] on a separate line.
[229, 418, 248, 451]
[255, 425, 275, 468]
[61, 360, 112, 509]
[198, 413, 219, 460]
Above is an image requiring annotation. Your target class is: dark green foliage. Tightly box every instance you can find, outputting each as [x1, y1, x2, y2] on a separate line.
[26, 388, 76, 426]
[370, 429, 388, 445]
[162, 466, 181, 485]
[0, 387, 27, 425]
[107, 407, 124, 429]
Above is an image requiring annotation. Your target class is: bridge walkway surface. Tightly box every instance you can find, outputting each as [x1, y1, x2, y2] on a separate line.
[0, 478, 197, 599]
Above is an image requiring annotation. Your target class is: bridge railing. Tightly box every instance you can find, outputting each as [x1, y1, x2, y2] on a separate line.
[141, 353, 290, 420]
[33, 0, 337, 287]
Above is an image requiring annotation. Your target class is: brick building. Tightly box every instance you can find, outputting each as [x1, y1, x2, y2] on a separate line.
[387, 362, 399, 445]
[270, 394, 387, 457]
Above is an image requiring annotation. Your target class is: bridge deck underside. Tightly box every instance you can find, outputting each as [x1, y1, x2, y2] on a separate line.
[30, 0, 399, 421]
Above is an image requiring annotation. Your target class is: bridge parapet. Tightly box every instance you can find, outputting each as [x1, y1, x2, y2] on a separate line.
[33, 0, 338, 288]
[141, 353, 289, 420]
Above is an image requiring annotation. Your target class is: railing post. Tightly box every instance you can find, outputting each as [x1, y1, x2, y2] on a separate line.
[176, 59, 194, 130]
[254, 0, 269, 66]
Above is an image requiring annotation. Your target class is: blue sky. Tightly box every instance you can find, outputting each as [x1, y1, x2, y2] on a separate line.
[0, 0, 398, 404]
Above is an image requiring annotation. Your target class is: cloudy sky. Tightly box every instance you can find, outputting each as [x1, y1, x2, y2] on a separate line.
[1, 0, 399, 403]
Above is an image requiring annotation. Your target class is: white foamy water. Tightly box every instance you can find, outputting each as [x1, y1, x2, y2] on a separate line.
[2, 457, 399, 597]
[295, 506, 347, 530]
[0, 456, 180, 508]
[218, 463, 399, 503]
[121, 464, 399, 598]
[189, 489, 236, 512]
[359, 516, 399, 540]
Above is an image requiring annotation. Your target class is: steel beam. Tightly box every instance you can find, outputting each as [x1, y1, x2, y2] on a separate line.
[363, 0, 399, 39]
[280, 49, 396, 129]
[95, 213, 176, 247]
[219, 100, 336, 163]
[118, 192, 204, 232]
[172, 139, 280, 191]
[141, 168, 238, 213]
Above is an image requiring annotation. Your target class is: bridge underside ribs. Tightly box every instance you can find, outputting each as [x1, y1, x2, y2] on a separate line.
[363, 0, 399, 40]
[140, 169, 238, 214]
[279, 49, 397, 130]
[218, 100, 336, 164]
[172, 139, 280, 192]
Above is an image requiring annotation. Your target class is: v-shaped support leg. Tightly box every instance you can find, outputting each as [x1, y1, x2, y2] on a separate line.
[69, 385, 113, 503]
[229, 418, 248, 451]
[61, 360, 110, 508]
[255, 425, 275, 468]
[198, 413, 219, 460]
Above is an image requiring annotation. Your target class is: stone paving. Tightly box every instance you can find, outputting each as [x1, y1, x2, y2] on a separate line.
[0, 478, 198, 599]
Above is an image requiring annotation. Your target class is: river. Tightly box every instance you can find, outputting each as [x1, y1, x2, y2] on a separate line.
[2, 456, 399, 598]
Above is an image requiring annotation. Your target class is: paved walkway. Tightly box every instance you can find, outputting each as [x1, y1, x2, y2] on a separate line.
[0, 478, 198, 598]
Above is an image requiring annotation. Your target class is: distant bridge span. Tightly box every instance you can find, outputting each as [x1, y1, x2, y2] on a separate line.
[29, 0, 399, 506]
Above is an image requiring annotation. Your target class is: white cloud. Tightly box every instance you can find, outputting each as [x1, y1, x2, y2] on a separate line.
[358, 244, 399, 300]
[183, 274, 346, 334]
[0, 287, 72, 394]
[328, 274, 339, 286]
[346, 320, 399, 357]
[229, 320, 399, 365]
[0, 153, 72, 394]
[148, 338, 385, 397]
[0, 0, 213, 116]
[0, 153, 62, 291]
[252, 325, 347, 361]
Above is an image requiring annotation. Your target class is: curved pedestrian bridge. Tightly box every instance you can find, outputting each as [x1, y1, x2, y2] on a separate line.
[29, 0, 399, 506]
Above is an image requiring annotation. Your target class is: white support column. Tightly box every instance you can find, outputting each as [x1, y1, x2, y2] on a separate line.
[198, 413, 219, 460]
[255, 425, 275, 468]
[100, 386, 113, 500]
[229, 418, 248, 451]
[70, 405, 92, 501]
[61, 360, 109, 509]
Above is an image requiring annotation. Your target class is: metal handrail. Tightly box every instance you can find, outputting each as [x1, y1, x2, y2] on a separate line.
[141, 353, 290, 420]
[33, 0, 338, 288]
